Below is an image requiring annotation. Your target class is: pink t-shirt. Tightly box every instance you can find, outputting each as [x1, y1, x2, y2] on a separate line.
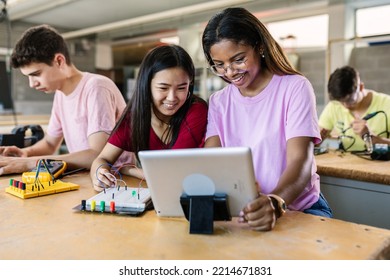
[47, 72, 126, 153]
[206, 74, 321, 211]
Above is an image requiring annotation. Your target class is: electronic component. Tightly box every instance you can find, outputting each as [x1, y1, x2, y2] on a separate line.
[5, 159, 78, 199]
[371, 144, 390, 161]
[5, 178, 79, 199]
[22, 159, 67, 184]
[74, 187, 152, 216]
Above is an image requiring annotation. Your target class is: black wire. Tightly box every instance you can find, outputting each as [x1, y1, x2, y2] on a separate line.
[62, 167, 86, 177]
[350, 151, 373, 161]
[42, 159, 55, 181]
[363, 110, 389, 139]
[376, 111, 389, 138]
[338, 135, 356, 152]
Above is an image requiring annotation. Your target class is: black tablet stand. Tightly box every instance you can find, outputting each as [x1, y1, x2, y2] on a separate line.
[180, 193, 231, 234]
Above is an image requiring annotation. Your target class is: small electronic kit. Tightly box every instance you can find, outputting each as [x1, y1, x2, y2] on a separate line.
[73, 163, 152, 216]
[5, 159, 79, 199]
[22, 159, 67, 183]
[74, 186, 152, 216]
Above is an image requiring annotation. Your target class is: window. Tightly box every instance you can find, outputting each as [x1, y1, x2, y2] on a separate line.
[356, 5, 390, 37]
[266, 15, 328, 49]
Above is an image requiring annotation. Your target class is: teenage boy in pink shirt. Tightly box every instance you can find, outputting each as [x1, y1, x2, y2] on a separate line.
[0, 24, 128, 175]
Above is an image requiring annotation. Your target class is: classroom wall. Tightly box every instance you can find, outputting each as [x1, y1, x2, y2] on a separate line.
[350, 43, 390, 94]
[296, 49, 327, 115]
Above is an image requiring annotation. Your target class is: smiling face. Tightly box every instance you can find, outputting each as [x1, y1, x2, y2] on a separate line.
[209, 39, 262, 92]
[151, 67, 190, 121]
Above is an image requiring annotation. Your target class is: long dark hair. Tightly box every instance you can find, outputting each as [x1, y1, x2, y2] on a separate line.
[114, 44, 204, 160]
[202, 7, 300, 78]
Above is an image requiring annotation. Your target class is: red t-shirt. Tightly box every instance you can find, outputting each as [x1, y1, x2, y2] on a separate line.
[108, 101, 208, 151]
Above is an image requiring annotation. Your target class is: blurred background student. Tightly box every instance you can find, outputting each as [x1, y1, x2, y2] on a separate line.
[319, 66, 390, 152]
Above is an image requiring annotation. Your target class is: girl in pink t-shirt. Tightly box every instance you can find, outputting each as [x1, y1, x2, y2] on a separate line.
[202, 7, 332, 231]
[91, 45, 208, 191]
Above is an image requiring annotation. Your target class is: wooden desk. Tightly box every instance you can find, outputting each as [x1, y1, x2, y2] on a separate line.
[1, 172, 390, 260]
[0, 114, 50, 134]
[316, 150, 390, 185]
[0, 114, 50, 126]
[316, 150, 390, 229]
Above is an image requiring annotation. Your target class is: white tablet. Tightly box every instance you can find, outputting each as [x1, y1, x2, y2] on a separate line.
[138, 147, 259, 217]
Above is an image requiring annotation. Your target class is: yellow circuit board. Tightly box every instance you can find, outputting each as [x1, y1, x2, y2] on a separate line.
[5, 178, 79, 199]
[22, 160, 67, 184]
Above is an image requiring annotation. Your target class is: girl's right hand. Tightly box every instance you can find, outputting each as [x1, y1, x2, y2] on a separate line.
[93, 167, 116, 191]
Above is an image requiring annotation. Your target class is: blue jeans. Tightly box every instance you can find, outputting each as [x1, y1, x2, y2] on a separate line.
[303, 193, 333, 218]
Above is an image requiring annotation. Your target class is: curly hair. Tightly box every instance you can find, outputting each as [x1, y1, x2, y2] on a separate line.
[11, 24, 71, 68]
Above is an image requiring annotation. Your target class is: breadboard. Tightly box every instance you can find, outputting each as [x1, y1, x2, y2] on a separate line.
[75, 187, 151, 215]
[5, 178, 79, 199]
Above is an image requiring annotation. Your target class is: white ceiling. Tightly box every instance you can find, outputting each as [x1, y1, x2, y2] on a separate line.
[4, 0, 258, 39]
[6, 0, 214, 30]
[3, 0, 390, 40]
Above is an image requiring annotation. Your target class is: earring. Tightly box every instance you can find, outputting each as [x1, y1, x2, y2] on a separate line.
[187, 92, 191, 100]
[260, 48, 265, 58]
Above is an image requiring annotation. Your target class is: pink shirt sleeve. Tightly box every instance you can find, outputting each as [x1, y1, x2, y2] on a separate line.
[47, 73, 126, 153]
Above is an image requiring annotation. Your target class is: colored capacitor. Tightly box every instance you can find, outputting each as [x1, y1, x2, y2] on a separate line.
[100, 201, 105, 212]
[110, 201, 115, 213]
[91, 200, 96, 211]
[81, 200, 86, 211]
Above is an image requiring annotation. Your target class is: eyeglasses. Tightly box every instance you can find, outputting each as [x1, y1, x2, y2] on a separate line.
[209, 58, 248, 77]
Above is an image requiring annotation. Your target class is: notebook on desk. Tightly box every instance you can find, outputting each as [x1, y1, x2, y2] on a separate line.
[138, 147, 259, 217]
